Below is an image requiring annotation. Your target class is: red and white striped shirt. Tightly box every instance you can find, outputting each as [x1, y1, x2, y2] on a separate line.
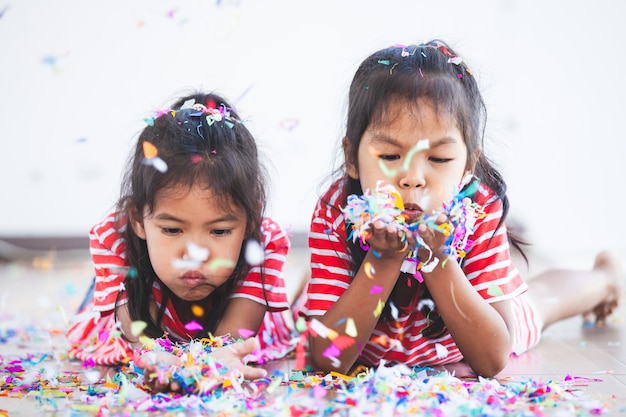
[302, 179, 541, 368]
[67, 214, 294, 365]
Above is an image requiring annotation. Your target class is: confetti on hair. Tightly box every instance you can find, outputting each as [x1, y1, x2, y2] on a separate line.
[141, 141, 168, 173]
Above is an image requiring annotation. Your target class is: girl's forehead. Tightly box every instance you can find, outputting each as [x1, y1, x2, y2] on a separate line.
[154, 182, 234, 209]
[372, 98, 459, 130]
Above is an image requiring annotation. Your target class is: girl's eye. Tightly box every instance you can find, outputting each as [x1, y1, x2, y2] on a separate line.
[162, 227, 181, 235]
[379, 154, 400, 161]
[429, 157, 453, 163]
[212, 229, 232, 236]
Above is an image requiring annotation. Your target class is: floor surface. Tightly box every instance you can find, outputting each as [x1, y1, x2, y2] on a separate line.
[1, 244, 625, 416]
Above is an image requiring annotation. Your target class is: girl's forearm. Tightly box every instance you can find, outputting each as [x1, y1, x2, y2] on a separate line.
[309, 254, 403, 374]
[422, 262, 513, 377]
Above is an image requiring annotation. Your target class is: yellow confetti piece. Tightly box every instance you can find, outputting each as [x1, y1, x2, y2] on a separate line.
[139, 335, 155, 349]
[191, 304, 204, 317]
[130, 320, 147, 337]
[327, 328, 339, 340]
[345, 318, 357, 337]
[330, 371, 353, 380]
[364, 262, 375, 279]
[142, 141, 158, 159]
[266, 377, 282, 394]
[346, 317, 358, 337]
[373, 299, 385, 318]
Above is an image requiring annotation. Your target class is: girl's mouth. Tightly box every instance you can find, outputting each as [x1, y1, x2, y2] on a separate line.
[181, 271, 216, 288]
[402, 203, 424, 223]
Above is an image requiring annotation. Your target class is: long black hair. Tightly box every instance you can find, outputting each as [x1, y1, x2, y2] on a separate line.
[325, 40, 525, 337]
[116, 91, 268, 338]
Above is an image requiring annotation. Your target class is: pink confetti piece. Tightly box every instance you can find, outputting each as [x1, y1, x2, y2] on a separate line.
[184, 320, 203, 331]
[370, 284, 383, 294]
[238, 328, 255, 339]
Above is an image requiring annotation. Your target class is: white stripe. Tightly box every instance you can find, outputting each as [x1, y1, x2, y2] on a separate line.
[230, 293, 290, 309]
[308, 276, 350, 289]
[472, 268, 518, 291]
[309, 230, 341, 243]
[309, 247, 351, 261]
[466, 259, 511, 280]
[462, 241, 507, 268]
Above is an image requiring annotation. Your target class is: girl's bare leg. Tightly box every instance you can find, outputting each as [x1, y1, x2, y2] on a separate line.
[526, 251, 623, 330]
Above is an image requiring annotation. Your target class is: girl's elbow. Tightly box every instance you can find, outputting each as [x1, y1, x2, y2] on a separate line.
[471, 350, 510, 378]
[309, 342, 352, 374]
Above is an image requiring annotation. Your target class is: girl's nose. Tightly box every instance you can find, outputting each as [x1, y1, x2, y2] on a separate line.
[399, 166, 426, 189]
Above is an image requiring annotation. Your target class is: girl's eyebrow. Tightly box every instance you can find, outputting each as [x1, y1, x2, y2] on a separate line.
[153, 212, 241, 223]
[369, 134, 460, 148]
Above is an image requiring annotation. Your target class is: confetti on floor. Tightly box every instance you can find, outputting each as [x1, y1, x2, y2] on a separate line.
[0, 325, 615, 417]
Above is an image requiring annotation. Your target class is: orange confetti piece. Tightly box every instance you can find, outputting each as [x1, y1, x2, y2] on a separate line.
[332, 335, 355, 350]
[142, 141, 158, 159]
[191, 304, 204, 317]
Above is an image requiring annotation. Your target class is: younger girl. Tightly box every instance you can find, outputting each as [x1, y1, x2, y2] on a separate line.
[67, 91, 293, 382]
[302, 40, 623, 377]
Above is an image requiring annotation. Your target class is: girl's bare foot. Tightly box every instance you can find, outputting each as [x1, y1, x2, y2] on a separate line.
[583, 251, 623, 327]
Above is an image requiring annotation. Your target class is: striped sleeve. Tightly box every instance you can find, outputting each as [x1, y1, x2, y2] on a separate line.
[301, 180, 354, 318]
[230, 217, 290, 311]
[91, 212, 128, 312]
[461, 186, 527, 302]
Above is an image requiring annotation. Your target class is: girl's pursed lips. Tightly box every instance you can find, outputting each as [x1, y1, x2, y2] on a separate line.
[402, 202, 424, 222]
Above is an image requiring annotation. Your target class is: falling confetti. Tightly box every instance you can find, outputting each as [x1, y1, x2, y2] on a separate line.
[244, 239, 264, 265]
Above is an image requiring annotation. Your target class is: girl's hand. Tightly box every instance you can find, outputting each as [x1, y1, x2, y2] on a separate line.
[140, 350, 181, 393]
[365, 220, 414, 260]
[416, 213, 451, 262]
[210, 338, 268, 380]
[141, 338, 267, 393]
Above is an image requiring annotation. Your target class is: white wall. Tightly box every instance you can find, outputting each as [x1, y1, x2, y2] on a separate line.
[1, 0, 624, 265]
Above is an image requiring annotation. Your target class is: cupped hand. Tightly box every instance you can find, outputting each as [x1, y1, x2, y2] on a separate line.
[416, 213, 451, 261]
[140, 350, 181, 393]
[365, 220, 415, 259]
[210, 337, 268, 380]
[140, 338, 267, 393]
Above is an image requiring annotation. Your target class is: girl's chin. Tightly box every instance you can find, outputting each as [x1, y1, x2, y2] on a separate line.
[176, 288, 215, 302]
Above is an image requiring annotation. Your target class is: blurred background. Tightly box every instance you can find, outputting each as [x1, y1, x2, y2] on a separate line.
[1, 0, 625, 268]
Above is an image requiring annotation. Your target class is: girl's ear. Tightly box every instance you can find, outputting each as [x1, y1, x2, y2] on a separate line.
[129, 207, 147, 240]
[342, 136, 359, 180]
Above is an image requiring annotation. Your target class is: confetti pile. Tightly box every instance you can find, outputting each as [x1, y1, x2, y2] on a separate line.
[0, 326, 613, 416]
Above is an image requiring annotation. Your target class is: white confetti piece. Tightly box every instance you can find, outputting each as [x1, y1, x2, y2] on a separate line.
[245, 239, 264, 265]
